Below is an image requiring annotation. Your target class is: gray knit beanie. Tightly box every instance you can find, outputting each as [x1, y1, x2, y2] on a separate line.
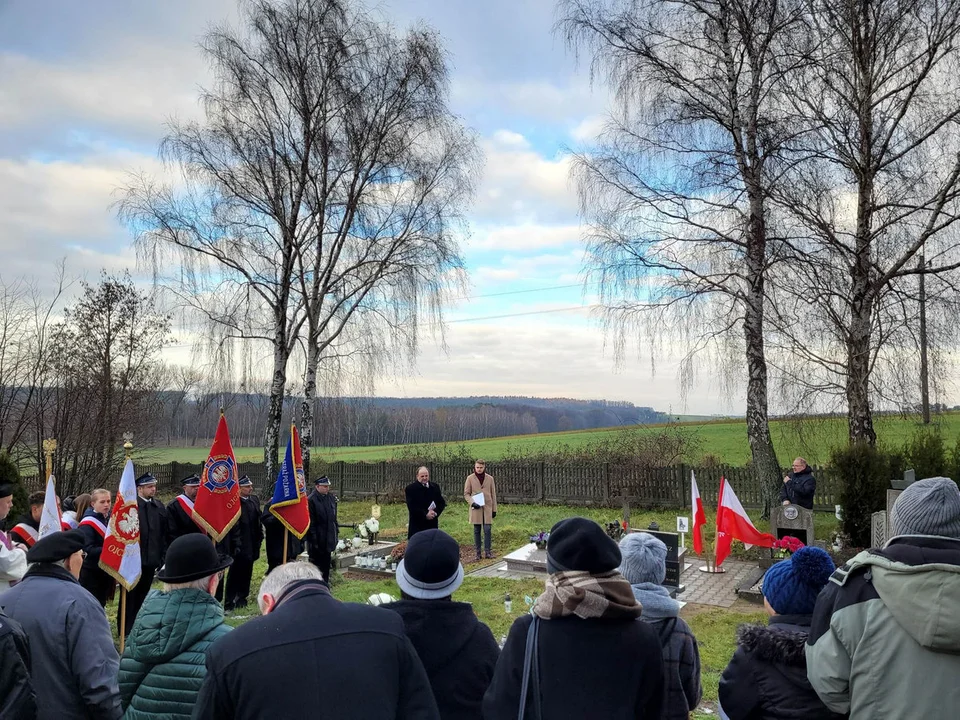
[617, 532, 667, 585]
[889, 477, 960, 538]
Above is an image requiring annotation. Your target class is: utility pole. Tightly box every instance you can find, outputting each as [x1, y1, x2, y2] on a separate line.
[919, 253, 930, 424]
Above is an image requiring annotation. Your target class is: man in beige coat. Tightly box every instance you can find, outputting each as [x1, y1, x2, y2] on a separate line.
[463, 460, 497, 561]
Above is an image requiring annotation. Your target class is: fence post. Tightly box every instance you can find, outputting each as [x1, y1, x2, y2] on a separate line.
[602, 463, 610, 505]
[538, 462, 545, 502]
[379, 461, 387, 497]
[679, 464, 687, 508]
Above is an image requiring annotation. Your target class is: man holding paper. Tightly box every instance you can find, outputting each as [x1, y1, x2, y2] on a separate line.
[464, 460, 497, 561]
[405, 467, 446, 539]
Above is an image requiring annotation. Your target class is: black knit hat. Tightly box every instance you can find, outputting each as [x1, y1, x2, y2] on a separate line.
[156, 534, 233, 583]
[26, 529, 86, 563]
[547, 517, 622, 574]
[396, 529, 464, 599]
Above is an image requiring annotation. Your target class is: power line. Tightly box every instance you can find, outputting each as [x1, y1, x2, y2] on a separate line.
[447, 305, 599, 323]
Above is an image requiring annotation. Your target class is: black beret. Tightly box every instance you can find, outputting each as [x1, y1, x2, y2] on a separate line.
[26, 529, 86, 563]
[0, 483, 15, 499]
[546, 517, 622, 575]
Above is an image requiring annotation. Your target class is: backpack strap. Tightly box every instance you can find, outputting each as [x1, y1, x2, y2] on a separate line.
[518, 617, 542, 720]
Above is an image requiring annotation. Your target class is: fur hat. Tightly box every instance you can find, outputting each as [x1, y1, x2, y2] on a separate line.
[546, 517, 621, 575]
[618, 532, 667, 585]
[762, 546, 835, 616]
[889, 477, 960, 539]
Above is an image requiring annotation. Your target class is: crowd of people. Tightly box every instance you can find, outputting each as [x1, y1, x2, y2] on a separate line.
[1, 470, 959, 719]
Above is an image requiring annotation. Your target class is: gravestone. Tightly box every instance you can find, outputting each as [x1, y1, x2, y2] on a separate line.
[770, 504, 814, 547]
[643, 527, 686, 595]
[872, 511, 887, 548]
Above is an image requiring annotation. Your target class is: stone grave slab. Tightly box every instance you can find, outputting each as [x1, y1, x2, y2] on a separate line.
[504, 543, 548, 574]
[333, 540, 398, 569]
[771, 504, 814, 547]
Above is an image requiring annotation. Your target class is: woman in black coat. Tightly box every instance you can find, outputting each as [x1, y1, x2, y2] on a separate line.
[719, 547, 842, 720]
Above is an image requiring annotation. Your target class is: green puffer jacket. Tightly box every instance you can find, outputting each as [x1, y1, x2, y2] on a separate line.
[119, 588, 232, 719]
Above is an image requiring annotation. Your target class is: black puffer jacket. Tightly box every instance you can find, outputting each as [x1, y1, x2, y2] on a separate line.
[719, 615, 843, 720]
[780, 468, 816, 509]
[385, 599, 498, 720]
[0, 607, 36, 719]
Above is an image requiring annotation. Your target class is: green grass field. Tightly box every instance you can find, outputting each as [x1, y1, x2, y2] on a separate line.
[139, 411, 960, 466]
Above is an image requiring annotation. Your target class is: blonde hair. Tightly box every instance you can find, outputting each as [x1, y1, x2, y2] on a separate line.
[91, 488, 110, 501]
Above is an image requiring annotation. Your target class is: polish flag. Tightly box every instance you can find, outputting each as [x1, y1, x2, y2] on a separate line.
[691, 470, 707, 555]
[715, 477, 776, 568]
[37, 475, 63, 539]
[100, 459, 142, 591]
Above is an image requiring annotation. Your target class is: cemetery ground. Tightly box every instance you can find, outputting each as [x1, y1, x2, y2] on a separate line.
[104, 501, 837, 719]
[139, 410, 960, 466]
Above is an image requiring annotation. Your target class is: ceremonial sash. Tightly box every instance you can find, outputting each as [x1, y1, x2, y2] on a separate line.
[10, 524, 38, 547]
[176, 494, 195, 517]
[79, 515, 107, 538]
[61, 521, 72, 531]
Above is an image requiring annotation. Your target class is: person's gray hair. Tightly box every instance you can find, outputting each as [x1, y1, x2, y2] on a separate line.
[417, 466, 429, 474]
[163, 575, 215, 593]
[258, 562, 325, 612]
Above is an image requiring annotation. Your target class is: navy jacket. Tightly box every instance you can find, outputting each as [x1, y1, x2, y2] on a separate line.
[0, 607, 36, 719]
[780, 467, 816, 509]
[193, 580, 439, 720]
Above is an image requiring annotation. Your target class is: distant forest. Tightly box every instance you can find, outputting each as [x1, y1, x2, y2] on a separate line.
[158, 395, 671, 448]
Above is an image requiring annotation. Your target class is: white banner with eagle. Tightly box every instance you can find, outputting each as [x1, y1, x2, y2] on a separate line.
[99, 459, 141, 591]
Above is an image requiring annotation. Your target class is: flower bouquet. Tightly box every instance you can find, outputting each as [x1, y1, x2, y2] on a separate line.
[390, 541, 406, 564]
[605, 520, 627, 541]
[361, 517, 380, 546]
[530, 531, 550, 550]
[774, 535, 805, 558]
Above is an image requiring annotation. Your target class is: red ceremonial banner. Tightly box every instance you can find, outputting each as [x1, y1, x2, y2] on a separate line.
[193, 413, 242, 542]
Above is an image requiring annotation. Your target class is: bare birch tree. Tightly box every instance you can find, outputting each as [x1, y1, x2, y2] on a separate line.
[119, 0, 476, 480]
[771, 0, 960, 444]
[558, 0, 803, 513]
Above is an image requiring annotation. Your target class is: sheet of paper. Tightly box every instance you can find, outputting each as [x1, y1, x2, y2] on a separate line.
[428, 501, 436, 511]
[471, 492, 485, 507]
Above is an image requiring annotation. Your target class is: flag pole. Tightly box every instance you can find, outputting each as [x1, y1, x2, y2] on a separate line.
[282, 529, 289, 565]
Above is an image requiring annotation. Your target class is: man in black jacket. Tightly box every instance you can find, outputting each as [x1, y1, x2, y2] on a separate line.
[306, 476, 337, 581]
[385, 529, 498, 720]
[406, 466, 446, 538]
[781, 457, 816, 509]
[224, 476, 263, 609]
[194, 562, 440, 720]
[0, 606, 36, 719]
[262, 501, 302, 572]
[121, 473, 168, 634]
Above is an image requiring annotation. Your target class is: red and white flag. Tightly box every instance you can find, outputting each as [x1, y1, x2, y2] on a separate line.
[715, 477, 776, 568]
[691, 470, 707, 555]
[37, 475, 62, 539]
[99, 459, 142, 591]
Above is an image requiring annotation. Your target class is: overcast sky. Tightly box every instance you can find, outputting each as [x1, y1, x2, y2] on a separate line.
[0, 0, 736, 415]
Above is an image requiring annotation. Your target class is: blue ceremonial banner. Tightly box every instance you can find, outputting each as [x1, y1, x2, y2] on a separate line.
[269, 425, 310, 539]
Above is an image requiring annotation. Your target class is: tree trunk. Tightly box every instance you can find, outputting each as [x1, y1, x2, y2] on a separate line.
[299, 332, 319, 481]
[263, 342, 287, 490]
[846, 292, 876, 445]
[743, 194, 781, 518]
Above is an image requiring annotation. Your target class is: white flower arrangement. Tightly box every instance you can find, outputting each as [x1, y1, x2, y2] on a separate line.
[358, 522, 368, 538]
[335, 539, 347, 553]
[364, 518, 380, 534]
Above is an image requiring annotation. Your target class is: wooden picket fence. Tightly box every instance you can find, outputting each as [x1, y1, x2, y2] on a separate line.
[23, 460, 840, 511]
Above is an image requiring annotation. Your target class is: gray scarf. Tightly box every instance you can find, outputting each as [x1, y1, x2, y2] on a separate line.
[630, 582, 680, 621]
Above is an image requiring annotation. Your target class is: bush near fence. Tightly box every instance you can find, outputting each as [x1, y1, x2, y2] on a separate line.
[22, 461, 841, 511]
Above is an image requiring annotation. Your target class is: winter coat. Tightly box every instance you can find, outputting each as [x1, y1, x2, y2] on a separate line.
[385, 599, 499, 720]
[406, 481, 447, 538]
[719, 615, 842, 720]
[0, 563, 122, 720]
[262, 502, 302, 567]
[806, 535, 960, 719]
[780, 467, 816, 509]
[138, 496, 168, 569]
[193, 579, 440, 720]
[0, 607, 36, 719]
[234, 496, 263, 562]
[483, 612, 665, 720]
[78, 508, 109, 573]
[0, 528, 27, 591]
[119, 588, 232, 719]
[306, 490, 338, 554]
[165, 497, 205, 547]
[631, 582, 701, 720]
[464, 473, 497, 525]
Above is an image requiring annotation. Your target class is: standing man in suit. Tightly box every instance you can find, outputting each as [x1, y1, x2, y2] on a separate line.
[122, 472, 168, 634]
[224, 476, 263, 609]
[306, 477, 338, 582]
[405, 466, 446, 539]
[166, 475, 204, 546]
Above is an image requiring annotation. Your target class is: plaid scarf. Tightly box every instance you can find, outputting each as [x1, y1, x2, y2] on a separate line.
[532, 570, 643, 621]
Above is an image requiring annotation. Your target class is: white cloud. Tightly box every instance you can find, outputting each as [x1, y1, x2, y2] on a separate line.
[472, 224, 583, 251]
[570, 114, 607, 143]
